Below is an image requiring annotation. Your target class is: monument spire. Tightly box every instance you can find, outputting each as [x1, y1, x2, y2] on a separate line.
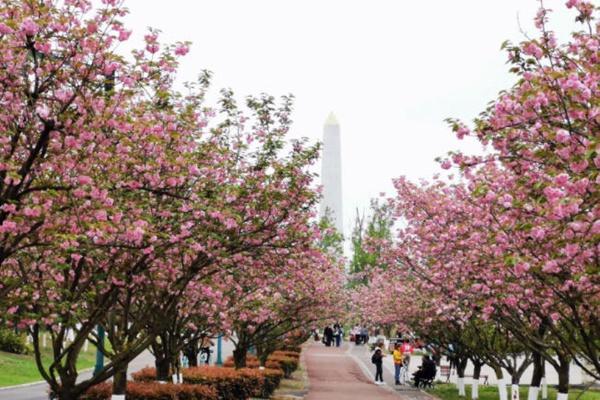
[320, 112, 343, 235]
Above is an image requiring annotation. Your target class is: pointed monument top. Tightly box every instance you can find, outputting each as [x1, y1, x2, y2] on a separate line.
[324, 112, 339, 126]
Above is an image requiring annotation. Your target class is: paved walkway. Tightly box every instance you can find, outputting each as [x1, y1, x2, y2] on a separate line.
[304, 342, 432, 400]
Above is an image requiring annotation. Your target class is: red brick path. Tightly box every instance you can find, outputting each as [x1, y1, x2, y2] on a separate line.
[304, 342, 404, 400]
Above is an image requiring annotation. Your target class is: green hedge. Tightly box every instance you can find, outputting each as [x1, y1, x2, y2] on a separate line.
[0, 328, 29, 355]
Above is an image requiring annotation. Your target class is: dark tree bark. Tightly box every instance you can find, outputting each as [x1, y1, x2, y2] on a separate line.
[112, 364, 128, 396]
[530, 351, 545, 388]
[155, 356, 171, 382]
[456, 355, 469, 378]
[473, 359, 483, 380]
[233, 346, 249, 369]
[183, 338, 199, 367]
[556, 353, 570, 395]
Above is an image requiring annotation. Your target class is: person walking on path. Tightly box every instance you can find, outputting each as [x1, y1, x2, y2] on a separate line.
[360, 325, 369, 345]
[392, 343, 403, 385]
[323, 325, 334, 347]
[371, 347, 385, 384]
[333, 323, 343, 347]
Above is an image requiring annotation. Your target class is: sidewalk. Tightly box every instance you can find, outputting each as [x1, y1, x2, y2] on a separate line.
[305, 343, 412, 400]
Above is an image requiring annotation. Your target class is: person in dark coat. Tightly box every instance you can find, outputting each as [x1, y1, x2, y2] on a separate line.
[371, 347, 384, 384]
[323, 325, 334, 347]
[413, 355, 436, 387]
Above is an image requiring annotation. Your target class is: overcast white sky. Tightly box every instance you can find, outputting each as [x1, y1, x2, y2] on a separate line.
[121, 0, 577, 239]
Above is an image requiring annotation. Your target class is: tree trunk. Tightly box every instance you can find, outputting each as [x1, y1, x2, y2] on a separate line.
[494, 366, 508, 400]
[472, 360, 483, 400]
[171, 353, 181, 383]
[432, 347, 442, 366]
[556, 354, 570, 400]
[183, 339, 199, 367]
[511, 370, 521, 400]
[257, 346, 269, 367]
[527, 352, 544, 400]
[112, 364, 128, 396]
[456, 356, 468, 397]
[155, 356, 171, 382]
[233, 346, 248, 369]
[55, 391, 78, 400]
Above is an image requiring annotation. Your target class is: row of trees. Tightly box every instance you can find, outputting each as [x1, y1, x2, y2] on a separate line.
[0, 1, 345, 399]
[352, 2, 598, 400]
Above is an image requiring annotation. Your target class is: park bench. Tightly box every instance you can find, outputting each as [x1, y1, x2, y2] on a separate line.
[439, 365, 489, 385]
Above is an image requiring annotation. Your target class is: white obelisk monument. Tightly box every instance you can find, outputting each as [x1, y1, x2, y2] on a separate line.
[320, 112, 343, 234]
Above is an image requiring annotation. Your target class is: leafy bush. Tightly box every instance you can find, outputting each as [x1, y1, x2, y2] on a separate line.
[131, 366, 158, 382]
[266, 355, 298, 378]
[272, 350, 300, 360]
[131, 363, 284, 399]
[242, 368, 283, 398]
[81, 381, 218, 400]
[183, 366, 260, 400]
[222, 354, 260, 369]
[280, 345, 302, 353]
[222, 354, 284, 375]
[80, 382, 111, 400]
[0, 328, 29, 354]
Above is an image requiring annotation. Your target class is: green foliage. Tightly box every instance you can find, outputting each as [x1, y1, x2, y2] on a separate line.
[318, 214, 344, 256]
[349, 199, 393, 287]
[0, 328, 29, 355]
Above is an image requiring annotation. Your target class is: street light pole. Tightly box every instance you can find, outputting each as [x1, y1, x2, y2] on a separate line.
[216, 334, 223, 366]
[93, 73, 112, 378]
[93, 325, 105, 376]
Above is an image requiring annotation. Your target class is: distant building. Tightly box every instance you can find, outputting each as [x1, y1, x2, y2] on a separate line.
[320, 112, 343, 235]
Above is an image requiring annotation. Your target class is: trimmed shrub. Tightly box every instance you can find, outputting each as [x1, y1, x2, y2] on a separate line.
[242, 368, 283, 398]
[81, 381, 217, 400]
[128, 381, 217, 400]
[280, 345, 302, 353]
[272, 350, 300, 360]
[130, 364, 283, 399]
[183, 366, 260, 400]
[222, 354, 285, 377]
[131, 366, 158, 382]
[0, 328, 29, 355]
[81, 382, 111, 400]
[222, 354, 260, 369]
[265, 359, 282, 370]
[266, 355, 298, 378]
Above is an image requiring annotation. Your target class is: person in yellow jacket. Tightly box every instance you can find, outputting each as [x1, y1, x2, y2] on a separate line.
[393, 343, 403, 385]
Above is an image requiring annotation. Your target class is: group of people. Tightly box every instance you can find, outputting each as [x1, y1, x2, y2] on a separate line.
[319, 323, 344, 347]
[371, 338, 437, 387]
[351, 324, 369, 345]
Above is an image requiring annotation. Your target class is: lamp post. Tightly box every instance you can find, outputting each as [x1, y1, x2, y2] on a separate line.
[93, 73, 112, 378]
[93, 325, 105, 376]
[216, 334, 223, 366]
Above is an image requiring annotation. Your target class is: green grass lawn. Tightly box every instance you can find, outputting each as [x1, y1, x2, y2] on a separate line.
[0, 344, 98, 387]
[426, 383, 600, 400]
